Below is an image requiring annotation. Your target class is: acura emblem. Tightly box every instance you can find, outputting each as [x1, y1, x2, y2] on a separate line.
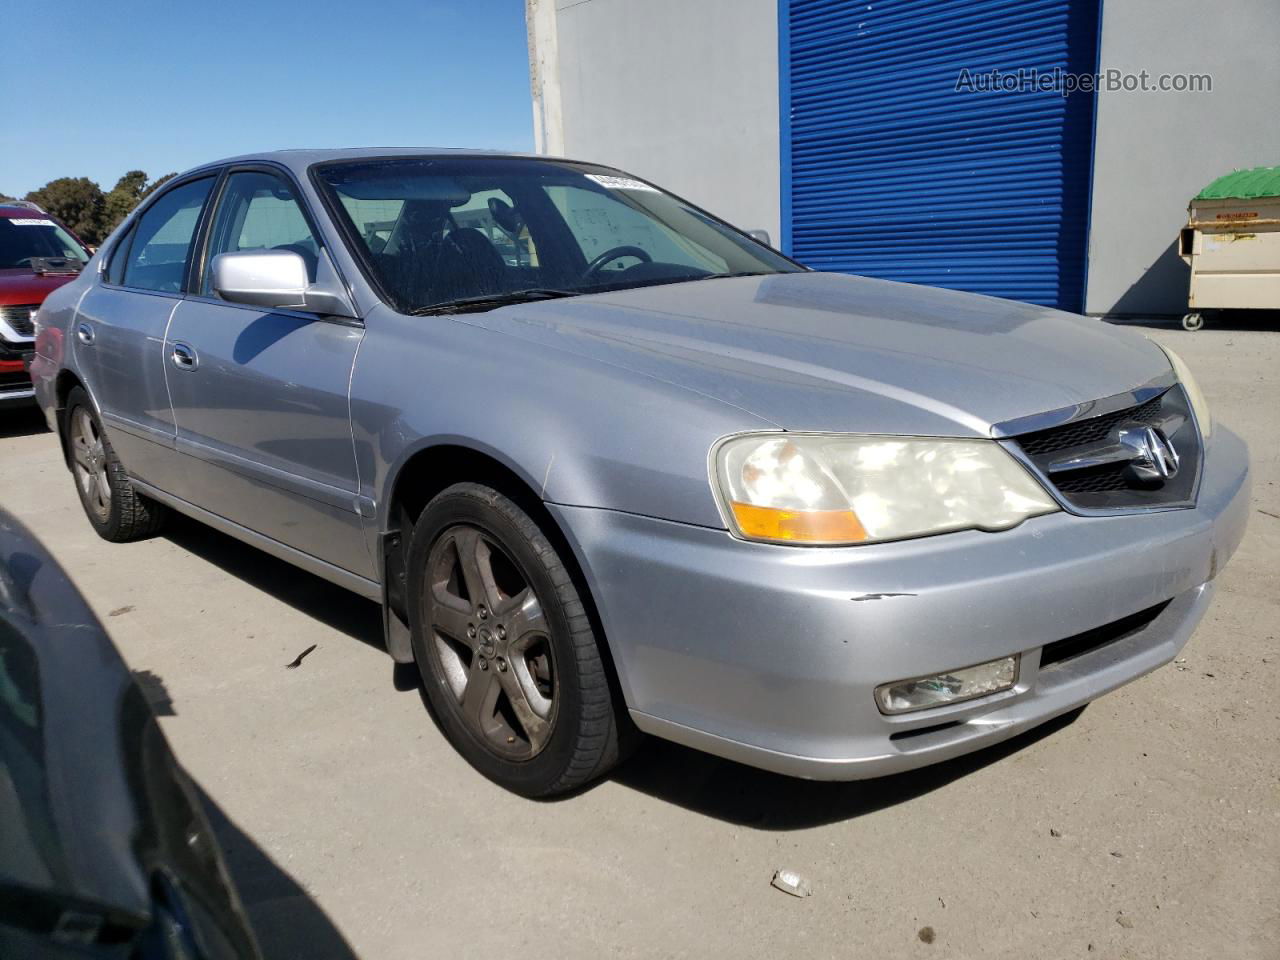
[1116, 422, 1180, 483]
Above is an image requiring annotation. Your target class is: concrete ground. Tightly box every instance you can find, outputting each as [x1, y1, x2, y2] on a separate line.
[1, 318, 1276, 960]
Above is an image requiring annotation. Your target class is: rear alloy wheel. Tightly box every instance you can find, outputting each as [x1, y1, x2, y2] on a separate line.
[64, 386, 168, 542]
[70, 405, 112, 524]
[407, 483, 630, 796]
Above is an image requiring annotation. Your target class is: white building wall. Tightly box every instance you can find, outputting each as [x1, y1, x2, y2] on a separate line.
[528, 0, 781, 241]
[1086, 0, 1280, 316]
[531, 0, 1280, 317]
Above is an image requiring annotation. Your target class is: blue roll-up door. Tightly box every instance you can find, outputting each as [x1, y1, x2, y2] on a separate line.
[781, 0, 1101, 311]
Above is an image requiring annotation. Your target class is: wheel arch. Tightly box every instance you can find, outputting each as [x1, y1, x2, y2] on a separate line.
[382, 439, 547, 535]
[379, 441, 634, 714]
[52, 369, 90, 469]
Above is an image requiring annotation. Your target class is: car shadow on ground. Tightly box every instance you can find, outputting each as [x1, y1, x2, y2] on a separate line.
[1106, 309, 1280, 333]
[0, 405, 48, 439]
[161, 514, 422, 690]
[161, 513, 384, 649]
[197, 785, 358, 960]
[605, 707, 1085, 829]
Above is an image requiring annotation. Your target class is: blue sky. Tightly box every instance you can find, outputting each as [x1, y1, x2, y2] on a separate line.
[1, 0, 534, 197]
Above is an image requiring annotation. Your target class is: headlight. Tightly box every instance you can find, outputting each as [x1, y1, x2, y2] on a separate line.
[1158, 344, 1212, 438]
[713, 433, 1059, 546]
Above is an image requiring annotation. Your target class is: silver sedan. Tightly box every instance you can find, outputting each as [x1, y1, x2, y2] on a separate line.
[30, 149, 1249, 796]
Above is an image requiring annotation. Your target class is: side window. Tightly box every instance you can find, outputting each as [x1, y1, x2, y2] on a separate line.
[203, 171, 319, 295]
[105, 224, 135, 285]
[122, 177, 216, 293]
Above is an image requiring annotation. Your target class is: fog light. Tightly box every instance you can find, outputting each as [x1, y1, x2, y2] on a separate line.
[875, 655, 1019, 715]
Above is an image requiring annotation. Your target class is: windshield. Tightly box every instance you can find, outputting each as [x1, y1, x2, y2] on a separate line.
[314, 157, 801, 313]
[0, 216, 89, 269]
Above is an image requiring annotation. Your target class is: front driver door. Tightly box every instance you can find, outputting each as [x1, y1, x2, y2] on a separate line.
[164, 167, 372, 579]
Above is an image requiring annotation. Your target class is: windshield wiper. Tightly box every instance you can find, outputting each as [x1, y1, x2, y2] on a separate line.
[410, 288, 582, 316]
[692, 270, 772, 281]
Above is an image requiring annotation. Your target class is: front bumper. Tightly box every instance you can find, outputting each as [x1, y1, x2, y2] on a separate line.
[0, 381, 35, 407]
[0, 352, 34, 407]
[551, 425, 1250, 780]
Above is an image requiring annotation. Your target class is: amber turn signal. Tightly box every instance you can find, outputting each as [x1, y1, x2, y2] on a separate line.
[729, 502, 868, 544]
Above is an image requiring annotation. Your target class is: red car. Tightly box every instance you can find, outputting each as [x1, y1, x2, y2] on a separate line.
[0, 203, 92, 407]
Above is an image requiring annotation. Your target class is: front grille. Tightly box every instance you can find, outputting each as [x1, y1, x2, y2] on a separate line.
[1009, 386, 1202, 511]
[0, 304, 38, 338]
[0, 369, 31, 389]
[1052, 465, 1131, 493]
[1016, 394, 1165, 457]
[0, 342, 33, 360]
[1040, 601, 1171, 670]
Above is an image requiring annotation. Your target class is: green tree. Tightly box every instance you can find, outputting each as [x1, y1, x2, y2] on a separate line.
[143, 172, 177, 198]
[102, 170, 149, 234]
[25, 177, 105, 244]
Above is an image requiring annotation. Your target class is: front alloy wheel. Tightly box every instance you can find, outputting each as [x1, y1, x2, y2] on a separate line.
[426, 525, 557, 759]
[407, 483, 632, 796]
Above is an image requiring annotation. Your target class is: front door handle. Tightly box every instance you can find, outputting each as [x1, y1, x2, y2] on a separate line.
[76, 322, 95, 345]
[170, 342, 198, 371]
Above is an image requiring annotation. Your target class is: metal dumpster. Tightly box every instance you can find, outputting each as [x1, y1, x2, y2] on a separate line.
[1179, 165, 1280, 330]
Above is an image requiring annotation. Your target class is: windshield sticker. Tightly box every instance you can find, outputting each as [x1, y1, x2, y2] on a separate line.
[9, 218, 56, 227]
[585, 174, 658, 193]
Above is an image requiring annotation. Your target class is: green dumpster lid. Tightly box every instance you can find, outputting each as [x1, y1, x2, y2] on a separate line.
[1196, 165, 1280, 200]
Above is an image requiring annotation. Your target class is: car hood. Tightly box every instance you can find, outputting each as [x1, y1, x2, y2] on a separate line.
[471, 272, 1172, 437]
[0, 268, 80, 305]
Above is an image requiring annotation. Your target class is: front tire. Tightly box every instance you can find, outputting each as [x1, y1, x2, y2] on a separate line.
[64, 386, 168, 542]
[406, 482, 628, 797]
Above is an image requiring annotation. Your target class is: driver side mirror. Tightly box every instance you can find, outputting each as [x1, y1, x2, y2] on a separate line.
[746, 229, 772, 247]
[211, 250, 357, 319]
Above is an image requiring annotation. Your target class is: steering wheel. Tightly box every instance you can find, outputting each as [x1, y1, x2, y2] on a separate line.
[584, 245, 652, 278]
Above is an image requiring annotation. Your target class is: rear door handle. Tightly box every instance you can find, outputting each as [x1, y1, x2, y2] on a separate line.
[170, 342, 198, 371]
[76, 322, 95, 345]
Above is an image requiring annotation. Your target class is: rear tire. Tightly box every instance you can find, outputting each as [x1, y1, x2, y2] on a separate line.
[406, 482, 629, 797]
[1181, 312, 1205, 331]
[64, 386, 168, 542]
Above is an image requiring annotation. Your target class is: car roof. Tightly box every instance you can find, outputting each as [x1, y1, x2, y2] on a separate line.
[179, 147, 581, 180]
[0, 202, 48, 219]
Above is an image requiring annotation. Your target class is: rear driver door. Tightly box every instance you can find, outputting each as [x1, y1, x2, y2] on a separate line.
[163, 167, 372, 578]
[74, 175, 217, 493]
